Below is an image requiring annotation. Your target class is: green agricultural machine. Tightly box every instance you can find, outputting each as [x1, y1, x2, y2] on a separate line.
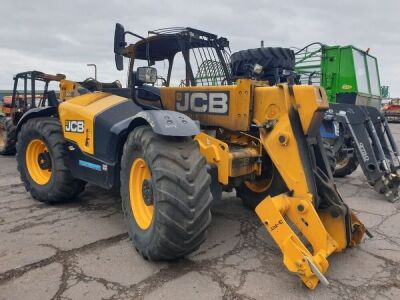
[295, 44, 400, 202]
[296, 44, 382, 107]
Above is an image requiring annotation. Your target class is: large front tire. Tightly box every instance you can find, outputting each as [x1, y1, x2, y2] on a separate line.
[16, 118, 86, 203]
[120, 126, 212, 260]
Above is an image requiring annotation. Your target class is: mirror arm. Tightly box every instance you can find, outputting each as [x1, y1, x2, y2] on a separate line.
[124, 31, 146, 41]
[124, 31, 151, 66]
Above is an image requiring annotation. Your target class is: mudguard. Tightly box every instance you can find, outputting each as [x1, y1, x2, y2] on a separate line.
[130, 110, 200, 137]
[16, 106, 58, 133]
[96, 109, 200, 163]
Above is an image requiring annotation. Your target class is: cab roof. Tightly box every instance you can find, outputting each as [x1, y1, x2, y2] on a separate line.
[124, 27, 229, 61]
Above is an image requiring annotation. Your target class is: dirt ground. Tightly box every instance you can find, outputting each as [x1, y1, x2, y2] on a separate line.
[1, 125, 400, 300]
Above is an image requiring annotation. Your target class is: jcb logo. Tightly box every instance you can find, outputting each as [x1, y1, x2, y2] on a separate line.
[65, 120, 85, 133]
[175, 92, 229, 115]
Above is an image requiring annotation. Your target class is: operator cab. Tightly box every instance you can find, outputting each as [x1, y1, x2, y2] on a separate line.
[113, 24, 232, 109]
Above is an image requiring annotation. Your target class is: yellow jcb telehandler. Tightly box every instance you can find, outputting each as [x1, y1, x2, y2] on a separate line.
[14, 24, 369, 289]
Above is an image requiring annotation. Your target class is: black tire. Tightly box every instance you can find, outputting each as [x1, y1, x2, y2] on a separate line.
[323, 140, 336, 174]
[120, 125, 212, 260]
[0, 116, 16, 155]
[231, 47, 295, 80]
[333, 149, 359, 178]
[16, 117, 86, 203]
[236, 164, 288, 210]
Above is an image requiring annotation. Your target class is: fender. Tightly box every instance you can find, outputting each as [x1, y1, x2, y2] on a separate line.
[129, 110, 200, 136]
[94, 109, 200, 164]
[16, 106, 58, 133]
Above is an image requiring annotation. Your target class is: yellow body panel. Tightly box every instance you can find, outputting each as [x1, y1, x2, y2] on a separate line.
[252, 84, 329, 196]
[292, 85, 329, 133]
[161, 79, 254, 131]
[195, 132, 260, 185]
[60, 80, 78, 101]
[58, 92, 127, 154]
[318, 210, 348, 252]
[256, 195, 333, 289]
[59, 79, 90, 102]
[252, 84, 329, 128]
[260, 116, 309, 196]
[195, 133, 231, 184]
[252, 85, 289, 124]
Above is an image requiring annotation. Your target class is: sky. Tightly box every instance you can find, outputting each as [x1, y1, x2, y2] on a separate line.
[0, 0, 399, 96]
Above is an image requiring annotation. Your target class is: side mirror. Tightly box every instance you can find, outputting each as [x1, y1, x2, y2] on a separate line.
[136, 67, 157, 84]
[114, 23, 126, 70]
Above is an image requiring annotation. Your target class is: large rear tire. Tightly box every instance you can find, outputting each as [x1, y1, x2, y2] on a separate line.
[120, 125, 212, 260]
[16, 117, 86, 203]
[0, 116, 16, 155]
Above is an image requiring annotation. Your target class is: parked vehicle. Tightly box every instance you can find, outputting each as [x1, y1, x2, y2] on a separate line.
[295, 44, 400, 202]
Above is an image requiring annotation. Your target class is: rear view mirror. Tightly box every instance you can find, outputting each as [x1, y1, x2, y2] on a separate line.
[136, 67, 157, 84]
[114, 23, 126, 70]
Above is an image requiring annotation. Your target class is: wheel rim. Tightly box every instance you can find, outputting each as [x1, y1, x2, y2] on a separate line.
[244, 169, 274, 193]
[244, 178, 272, 193]
[129, 158, 154, 230]
[336, 157, 349, 169]
[25, 139, 52, 185]
[335, 150, 350, 170]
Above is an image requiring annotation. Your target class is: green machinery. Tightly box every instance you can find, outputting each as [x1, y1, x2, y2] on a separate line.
[381, 85, 390, 99]
[296, 44, 381, 107]
[295, 44, 400, 202]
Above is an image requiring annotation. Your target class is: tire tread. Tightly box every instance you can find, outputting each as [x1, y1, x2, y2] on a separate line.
[0, 116, 17, 155]
[16, 117, 86, 203]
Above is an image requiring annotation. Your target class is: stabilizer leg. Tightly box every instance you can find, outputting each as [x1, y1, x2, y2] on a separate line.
[255, 193, 368, 288]
[256, 194, 335, 289]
